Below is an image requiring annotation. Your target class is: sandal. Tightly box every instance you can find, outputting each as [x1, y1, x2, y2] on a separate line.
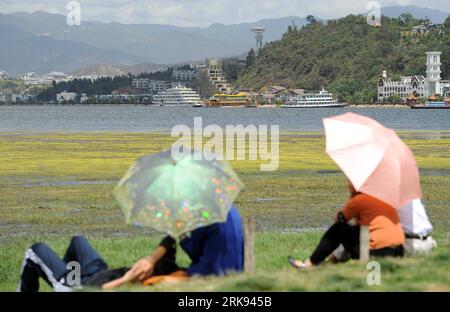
[287, 256, 308, 269]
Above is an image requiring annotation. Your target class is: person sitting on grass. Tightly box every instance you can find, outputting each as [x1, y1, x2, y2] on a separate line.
[288, 181, 405, 269]
[103, 204, 244, 289]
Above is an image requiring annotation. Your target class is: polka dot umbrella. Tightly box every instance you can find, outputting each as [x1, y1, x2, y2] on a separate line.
[113, 148, 244, 238]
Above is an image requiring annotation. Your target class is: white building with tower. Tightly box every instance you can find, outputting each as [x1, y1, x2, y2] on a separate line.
[378, 51, 450, 102]
[426, 51, 441, 96]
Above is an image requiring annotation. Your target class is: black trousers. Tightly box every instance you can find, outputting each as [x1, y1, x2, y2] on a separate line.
[18, 236, 108, 292]
[310, 223, 404, 265]
[19, 235, 183, 292]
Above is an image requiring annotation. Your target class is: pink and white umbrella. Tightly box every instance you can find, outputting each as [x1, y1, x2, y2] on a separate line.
[323, 112, 422, 208]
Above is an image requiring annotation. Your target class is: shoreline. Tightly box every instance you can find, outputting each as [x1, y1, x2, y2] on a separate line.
[348, 104, 410, 109]
[1, 103, 411, 108]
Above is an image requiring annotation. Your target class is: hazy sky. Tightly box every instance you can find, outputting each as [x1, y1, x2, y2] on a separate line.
[0, 0, 449, 26]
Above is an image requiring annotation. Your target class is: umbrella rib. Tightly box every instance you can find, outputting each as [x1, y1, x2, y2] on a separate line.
[327, 139, 388, 154]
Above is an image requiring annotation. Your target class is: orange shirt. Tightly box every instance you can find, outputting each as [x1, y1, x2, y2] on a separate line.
[340, 193, 405, 250]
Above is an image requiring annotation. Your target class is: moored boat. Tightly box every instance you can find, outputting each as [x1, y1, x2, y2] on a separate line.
[153, 86, 204, 107]
[207, 93, 256, 107]
[281, 88, 347, 108]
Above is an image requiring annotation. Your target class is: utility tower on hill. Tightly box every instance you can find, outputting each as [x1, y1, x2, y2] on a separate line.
[251, 27, 266, 51]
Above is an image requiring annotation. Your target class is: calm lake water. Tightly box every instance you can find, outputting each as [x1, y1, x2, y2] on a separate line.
[0, 105, 449, 132]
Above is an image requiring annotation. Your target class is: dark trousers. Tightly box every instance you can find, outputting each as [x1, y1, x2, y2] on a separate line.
[18, 236, 108, 292]
[310, 223, 404, 265]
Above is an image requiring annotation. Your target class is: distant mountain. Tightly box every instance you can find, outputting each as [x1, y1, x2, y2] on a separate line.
[0, 25, 140, 76]
[0, 7, 448, 75]
[70, 64, 127, 77]
[0, 11, 248, 67]
[0, 11, 307, 74]
[72, 63, 171, 77]
[381, 5, 448, 24]
[177, 16, 308, 45]
[118, 63, 170, 75]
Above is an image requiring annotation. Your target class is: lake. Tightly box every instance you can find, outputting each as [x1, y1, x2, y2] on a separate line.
[0, 105, 449, 132]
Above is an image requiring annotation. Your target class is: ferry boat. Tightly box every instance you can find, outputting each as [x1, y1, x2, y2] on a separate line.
[153, 86, 204, 107]
[281, 88, 347, 108]
[207, 93, 255, 107]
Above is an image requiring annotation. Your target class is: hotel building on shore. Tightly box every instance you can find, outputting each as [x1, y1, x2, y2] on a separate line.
[206, 59, 231, 93]
[377, 51, 450, 102]
[172, 69, 197, 80]
[131, 79, 184, 94]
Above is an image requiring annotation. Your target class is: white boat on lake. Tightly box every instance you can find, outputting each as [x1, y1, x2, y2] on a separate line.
[282, 88, 347, 108]
[153, 86, 204, 107]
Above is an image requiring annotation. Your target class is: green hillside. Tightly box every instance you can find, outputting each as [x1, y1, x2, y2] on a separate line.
[237, 14, 450, 103]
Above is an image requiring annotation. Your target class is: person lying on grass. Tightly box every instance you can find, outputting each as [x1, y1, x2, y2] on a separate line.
[288, 181, 405, 269]
[103, 205, 244, 289]
[18, 205, 243, 292]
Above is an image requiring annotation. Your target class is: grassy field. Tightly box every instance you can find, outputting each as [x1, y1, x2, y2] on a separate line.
[0, 131, 449, 291]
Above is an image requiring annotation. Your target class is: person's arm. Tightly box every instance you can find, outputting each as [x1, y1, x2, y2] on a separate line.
[337, 195, 361, 223]
[335, 181, 360, 222]
[130, 244, 167, 281]
[102, 236, 175, 289]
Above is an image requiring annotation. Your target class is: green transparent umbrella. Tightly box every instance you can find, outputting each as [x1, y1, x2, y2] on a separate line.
[113, 148, 244, 238]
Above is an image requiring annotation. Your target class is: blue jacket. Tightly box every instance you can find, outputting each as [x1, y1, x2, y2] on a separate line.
[180, 206, 244, 276]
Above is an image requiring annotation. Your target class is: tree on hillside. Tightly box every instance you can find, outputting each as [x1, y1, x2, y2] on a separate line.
[192, 70, 215, 98]
[420, 16, 431, 25]
[445, 14, 450, 29]
[246, 49, 256, 69]
[398, 13, 415, 27]
[222, 57, 242, 82]
[306, 15, 318, 25]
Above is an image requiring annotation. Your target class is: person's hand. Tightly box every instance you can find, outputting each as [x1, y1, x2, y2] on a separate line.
[129, 256, 156, 282]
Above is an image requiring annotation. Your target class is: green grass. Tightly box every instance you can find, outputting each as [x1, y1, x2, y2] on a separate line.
[0, 132, 449, 291]
[2, 233, 449, 292]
